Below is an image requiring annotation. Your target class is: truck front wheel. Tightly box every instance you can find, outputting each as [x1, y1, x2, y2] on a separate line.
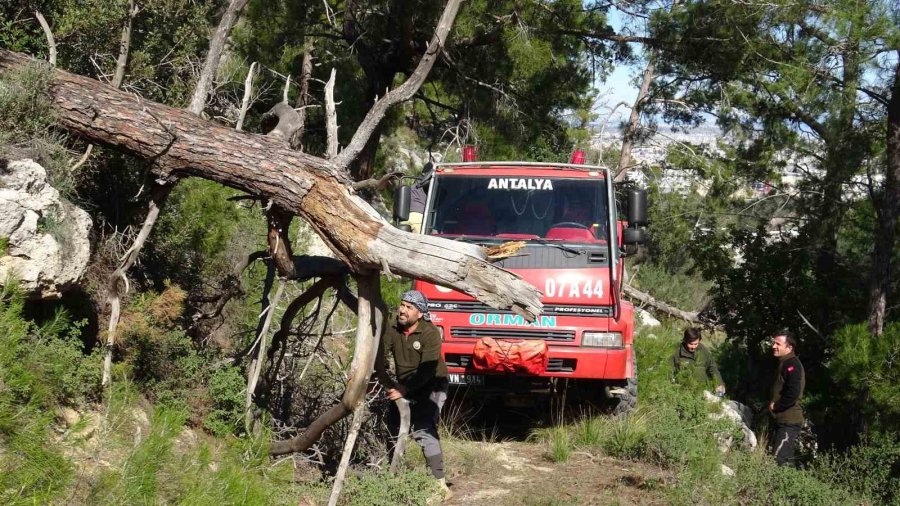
[609, 355, 638, 417]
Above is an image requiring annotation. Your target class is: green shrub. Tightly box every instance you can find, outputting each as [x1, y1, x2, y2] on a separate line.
[828, 322, 900, 432]
[602, 412, 650, 460]
[341, 470, 438, 506]
[573, 415, 606, 447]
[0, 63, 83, 199]
[811, 431, 900, 505]
[117, 285, 207, 410]
[734, 452, 858, 505]
[0, 283, 94, 504]
[204, 365, 247, 437]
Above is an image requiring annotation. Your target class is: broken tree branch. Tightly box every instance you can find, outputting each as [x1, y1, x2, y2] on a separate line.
[325, 68, 339, 159]
[623, 283, 709, 327]
[245, 277, 287, 431]
[102, 182, 173, 387]
[0, 50, 543, 319]
[350, 170, 403, 192]
[290, 45, 314, 149]
[236, 61, 257, 131]
[328, 403, 366, 506]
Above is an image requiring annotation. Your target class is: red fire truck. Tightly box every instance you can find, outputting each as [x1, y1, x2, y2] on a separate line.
[394, 149, 647, 414]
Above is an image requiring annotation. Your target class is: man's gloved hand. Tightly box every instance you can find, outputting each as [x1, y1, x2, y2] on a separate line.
[715, 384, 726, 397]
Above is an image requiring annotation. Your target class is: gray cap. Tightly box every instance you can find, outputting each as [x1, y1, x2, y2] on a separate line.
[401, 290, 431, 321]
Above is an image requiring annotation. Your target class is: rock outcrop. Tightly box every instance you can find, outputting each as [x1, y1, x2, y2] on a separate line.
[0, 159, 92, 298]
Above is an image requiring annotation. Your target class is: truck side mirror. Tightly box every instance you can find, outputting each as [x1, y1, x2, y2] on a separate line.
[627, 189, 648, 226]
[393, 185, 411, 223]
[622, 227, 647, 245]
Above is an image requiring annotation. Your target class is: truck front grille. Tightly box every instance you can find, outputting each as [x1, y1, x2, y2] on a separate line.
[450, 327, 576, 342]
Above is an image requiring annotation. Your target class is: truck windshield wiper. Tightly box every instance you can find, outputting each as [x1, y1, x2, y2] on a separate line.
[529, 238, 585, 256]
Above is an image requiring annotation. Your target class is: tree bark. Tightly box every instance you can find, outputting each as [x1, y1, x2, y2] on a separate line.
[868, 57, 900, 336]
[0, 50, 542, 319]
[187, 0, 250, 115]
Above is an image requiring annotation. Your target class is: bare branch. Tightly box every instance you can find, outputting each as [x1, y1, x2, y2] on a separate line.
[112, 0, 140, 88]
[623, 283, 715, 328]
[334, 0, 462, 169]
[102, 183, 174, 387]
[245, 277, 287, 431]
[34, 11, 56, 67]
[188, 0, 250, 115]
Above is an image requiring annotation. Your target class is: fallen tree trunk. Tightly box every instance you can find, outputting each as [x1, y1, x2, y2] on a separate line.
[623, 283, 708, 327]
[0, 50, 542, 319]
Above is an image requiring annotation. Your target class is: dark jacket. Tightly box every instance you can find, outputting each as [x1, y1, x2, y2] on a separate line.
[770, 352, 805, 425]
[379, 316, 448, 400]
[672, 343, 723, 386]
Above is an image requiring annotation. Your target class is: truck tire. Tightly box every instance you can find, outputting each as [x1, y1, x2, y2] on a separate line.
[611, 355, 638, 417]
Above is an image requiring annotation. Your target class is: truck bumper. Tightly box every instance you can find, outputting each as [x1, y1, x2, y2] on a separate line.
[442, 342, 633, 380]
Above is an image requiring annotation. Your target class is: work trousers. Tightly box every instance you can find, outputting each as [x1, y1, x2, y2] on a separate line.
[388, 389, 447, 478]
[768, 423, 801, 466]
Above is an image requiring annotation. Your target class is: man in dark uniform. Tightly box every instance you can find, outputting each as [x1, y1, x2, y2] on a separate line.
[672, 327, 726, 395]
[377, 290, 450, 491]
[767, 330, 805, 466]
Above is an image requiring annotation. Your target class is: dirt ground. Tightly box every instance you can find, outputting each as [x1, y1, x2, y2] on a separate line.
[442, 440, 671, 505]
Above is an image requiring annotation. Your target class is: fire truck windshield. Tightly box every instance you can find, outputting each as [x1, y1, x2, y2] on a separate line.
[424, 175, 610, 243]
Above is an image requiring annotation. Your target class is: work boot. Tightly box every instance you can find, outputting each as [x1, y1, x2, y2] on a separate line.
[437, 478, 452, 500]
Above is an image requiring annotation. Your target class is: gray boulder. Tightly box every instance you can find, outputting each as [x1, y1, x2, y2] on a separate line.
[0, 159, 92, 298]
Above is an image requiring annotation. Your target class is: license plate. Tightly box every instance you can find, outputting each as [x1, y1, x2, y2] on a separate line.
[448, 373, 484, 386]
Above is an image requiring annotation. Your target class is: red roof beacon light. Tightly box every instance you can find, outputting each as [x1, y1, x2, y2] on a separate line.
[462, 145, 478, 162]
[570, 150, 586, 164]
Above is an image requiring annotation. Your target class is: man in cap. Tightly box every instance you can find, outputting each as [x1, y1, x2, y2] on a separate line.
[377, 290, 450, 492]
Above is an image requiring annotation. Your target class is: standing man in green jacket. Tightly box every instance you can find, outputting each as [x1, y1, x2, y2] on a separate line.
[768, 330, 805, 466]
[672, 328, 726, 395]
[377, 290, 450, 491]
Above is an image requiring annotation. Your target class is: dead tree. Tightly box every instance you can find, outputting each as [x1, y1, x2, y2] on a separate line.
[0, 0, 541, 457]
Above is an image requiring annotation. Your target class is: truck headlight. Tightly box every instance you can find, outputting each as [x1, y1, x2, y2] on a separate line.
[582, 331, 623, 348]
